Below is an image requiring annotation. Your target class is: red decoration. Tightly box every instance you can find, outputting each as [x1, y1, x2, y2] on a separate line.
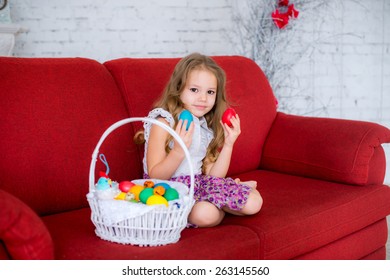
[271, 9, 290, 29]
[288, 4, 299, 18]
[272, 0, 299, 29]
[278, 0, 289, 6]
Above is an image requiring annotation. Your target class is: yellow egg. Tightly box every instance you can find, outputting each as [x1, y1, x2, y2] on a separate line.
[114, 192, 127, 200]
[146, 195, 168, 207]
[129, 185, 144, 201]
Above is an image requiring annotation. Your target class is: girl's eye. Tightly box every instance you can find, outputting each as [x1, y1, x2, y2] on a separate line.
[190, 88, 198, 93]
[207, 90, 216, 95]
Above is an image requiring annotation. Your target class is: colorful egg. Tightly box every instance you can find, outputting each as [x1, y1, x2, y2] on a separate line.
[114, 192, 127, 200]
[129, 185, 144, 201]
[139, 188, 154, 204]
[143, 180, 155, 188]
[119, 181, 135, 192]
[163, 188, 179, 201]
[178, 110, 193, 130]
[154, 182, 171, 190]
[124, 192, 137, 202]
[146, 195, 169, 207]
[153, 186, 166, 196]
[222, 108, 237, 127]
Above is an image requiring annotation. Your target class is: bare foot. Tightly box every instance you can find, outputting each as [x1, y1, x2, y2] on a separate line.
[235, 178, 257, 189]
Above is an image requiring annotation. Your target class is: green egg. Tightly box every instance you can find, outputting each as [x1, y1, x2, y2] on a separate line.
[139, 188, 154, 204]
[163, 188, 179, 201]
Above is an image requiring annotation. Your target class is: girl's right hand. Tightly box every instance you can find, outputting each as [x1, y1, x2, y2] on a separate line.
[172, 119, 194, 154]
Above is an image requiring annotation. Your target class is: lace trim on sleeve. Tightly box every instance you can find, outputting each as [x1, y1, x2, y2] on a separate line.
[143, 108, 175, 143]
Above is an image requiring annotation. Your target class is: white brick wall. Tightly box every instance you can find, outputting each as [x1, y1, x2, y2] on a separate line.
[8, 0, 390, 183]
[10, 0, 235, 60]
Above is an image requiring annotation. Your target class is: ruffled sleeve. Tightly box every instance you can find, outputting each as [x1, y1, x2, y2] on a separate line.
[143, 108, 175, 142]
[142, 108, 175, 175]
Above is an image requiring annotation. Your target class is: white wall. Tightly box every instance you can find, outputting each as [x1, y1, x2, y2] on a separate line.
[10, 0, 236, 60]
[8, 0, 390, 183]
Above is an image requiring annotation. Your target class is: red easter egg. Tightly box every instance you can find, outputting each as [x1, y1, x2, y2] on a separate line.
[222, 108, 237, 127]
[119, 181, 135, 193]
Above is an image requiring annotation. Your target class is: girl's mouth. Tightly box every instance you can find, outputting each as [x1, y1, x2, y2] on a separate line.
[194, 105, 206, 110]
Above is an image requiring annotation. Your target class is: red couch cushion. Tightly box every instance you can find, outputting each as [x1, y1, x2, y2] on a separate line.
[261, 113, 390, 185]
[293, 218, 388, 259]
[104, 56, 277, 176]
[0, 57, 142, 215]
[0, 189, 54, 259]
[42, 208, 260, 260]
[222, 170, 390, 259]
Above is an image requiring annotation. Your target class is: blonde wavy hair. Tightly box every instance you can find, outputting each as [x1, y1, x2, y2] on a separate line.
[135, 53, 229, 174]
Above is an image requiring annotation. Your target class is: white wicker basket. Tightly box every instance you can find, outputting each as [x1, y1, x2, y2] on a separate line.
[86, 117, 195, 246]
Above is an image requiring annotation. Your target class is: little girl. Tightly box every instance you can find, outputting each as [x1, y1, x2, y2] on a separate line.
[140, 53, 263, 227]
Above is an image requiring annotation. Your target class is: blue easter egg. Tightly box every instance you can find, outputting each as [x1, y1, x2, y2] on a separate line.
[178, 110, 193, 130]
[154, 182, 171, 190]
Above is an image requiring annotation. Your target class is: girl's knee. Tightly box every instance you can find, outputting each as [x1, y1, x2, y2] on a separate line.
[242, 190, 263, 215]
[189, 201, 224, 227]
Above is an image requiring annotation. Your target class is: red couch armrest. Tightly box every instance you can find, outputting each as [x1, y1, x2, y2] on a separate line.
[260, 113, 390, 185]
[0, 189, 54, 259]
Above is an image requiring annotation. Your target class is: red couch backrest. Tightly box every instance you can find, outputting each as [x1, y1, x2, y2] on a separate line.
[0, 57, 143, 215]
[0, 56, 276, 216]
[104, 56, 277, 176]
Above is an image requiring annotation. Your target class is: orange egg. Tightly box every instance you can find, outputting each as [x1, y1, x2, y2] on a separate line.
[129, 185, 144, 201]
[153, 186, 165, 196]
[143, 180, 155, 188]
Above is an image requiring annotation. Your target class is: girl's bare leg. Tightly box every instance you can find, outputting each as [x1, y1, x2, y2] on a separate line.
[188, 201, 225, 227]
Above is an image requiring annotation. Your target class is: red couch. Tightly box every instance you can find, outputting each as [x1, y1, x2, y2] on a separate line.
[1, 56, 390, 260]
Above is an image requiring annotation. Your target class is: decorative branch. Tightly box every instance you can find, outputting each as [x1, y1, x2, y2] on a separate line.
[228, 0, 333, 115]
[0, 0, 8, 11]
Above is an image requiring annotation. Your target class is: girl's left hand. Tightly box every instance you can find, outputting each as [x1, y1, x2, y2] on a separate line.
[221, 114, 241, 147]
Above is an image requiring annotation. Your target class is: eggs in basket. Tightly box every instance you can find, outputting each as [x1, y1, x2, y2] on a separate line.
[94, 153, 180, 206]
[96, 176, 180, 207]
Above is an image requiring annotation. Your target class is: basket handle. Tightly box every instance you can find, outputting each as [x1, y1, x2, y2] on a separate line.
[89, 117, 195, 201]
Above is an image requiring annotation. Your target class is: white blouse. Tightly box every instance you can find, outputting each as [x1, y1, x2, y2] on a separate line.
[143, 108, 214, 177]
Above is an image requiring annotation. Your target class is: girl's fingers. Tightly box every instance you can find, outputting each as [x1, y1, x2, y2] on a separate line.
[229, 115, 240, 129]
[175, 120, 194, 149]
[176, 119, 183, 133]
[187, 121, 195, 134]
[220, 120, 229, 133]
[176, 120, 188, 135]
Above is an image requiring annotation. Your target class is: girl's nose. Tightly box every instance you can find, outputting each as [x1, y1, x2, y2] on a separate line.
[199, 91, 207, 101]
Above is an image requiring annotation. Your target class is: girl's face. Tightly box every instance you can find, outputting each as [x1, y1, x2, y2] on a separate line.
[180, 69, 217, 118]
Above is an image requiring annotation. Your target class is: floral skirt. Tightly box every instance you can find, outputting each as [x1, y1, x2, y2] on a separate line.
[144, 173, 251, 211]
